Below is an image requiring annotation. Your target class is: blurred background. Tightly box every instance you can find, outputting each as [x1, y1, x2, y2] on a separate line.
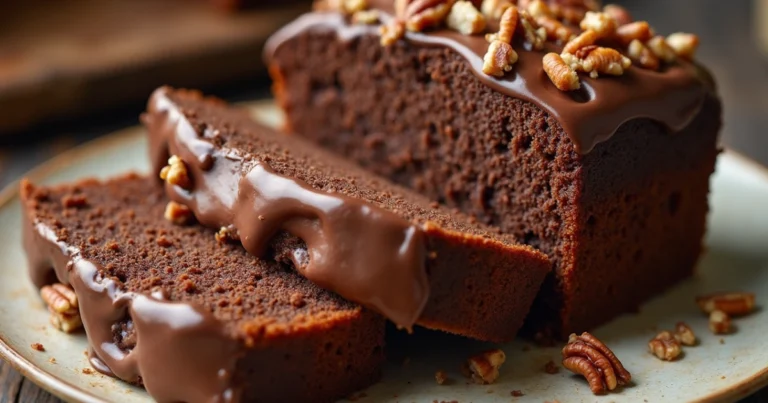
[0, 0, 766, 401]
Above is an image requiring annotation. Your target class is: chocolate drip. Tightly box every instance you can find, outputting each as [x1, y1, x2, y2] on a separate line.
[23, 218, 241, 403]
[264, 8, 713, 154]
[146, 89, 429, 329]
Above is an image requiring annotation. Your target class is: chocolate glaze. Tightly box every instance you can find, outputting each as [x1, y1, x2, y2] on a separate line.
[264, 6, 714, 153]
[23, 215, 241, 403]
[145, 88, 429, 329]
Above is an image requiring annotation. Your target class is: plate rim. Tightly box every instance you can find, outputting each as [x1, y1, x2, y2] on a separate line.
[0, 121, 767, 403]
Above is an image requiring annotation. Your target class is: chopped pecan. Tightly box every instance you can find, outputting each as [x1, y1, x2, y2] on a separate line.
[674, 322, 697, 346]
[666, 32, 699, 60]
[603, 4, 632, 25]
[537, 16, 573, 43]
[525, 0, 552, 18]
[627, 39, 660, 70]
[465, 349, 506, 384]
[581, 47, 631, 78]
[40, 284, 82, 333]
[709, 310, 732, 334]
[480, 0, 512, 20]
[562, 332, 631, 395]
[486, 5, 518, 43]
[164, 201, 194, 225]
[579, 11, 617, 38]
[397, 0, 457, 32]
[519, 10, 546, 50]
[648, 331, 682, 361]
[615, 21, 654, 47]
[447, 1, 486, 35]
[380, 19, 406, 46]
[562, 29, 598, 55]
[646, 36, 677, 63]
[160, 155, 192, 190]
[352, 9, 380, 24]
[696, 292, 756, 316]
[543, 52, 580, 91]
[483, 40, 518, 76]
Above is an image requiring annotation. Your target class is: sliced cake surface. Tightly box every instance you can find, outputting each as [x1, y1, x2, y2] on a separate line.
[22, 174, 384, 403]
[266, 1, 722, 338]
[143, 86, 551, 342]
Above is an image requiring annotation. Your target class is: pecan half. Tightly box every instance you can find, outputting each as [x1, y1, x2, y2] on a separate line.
[696, 292, 756, 316]
[40, 284, 82, 333]
[615, 21, 654, 47]
[562, 29, 598, 55]
[562, 332, 631, 395]
[398, 0, 457, 32]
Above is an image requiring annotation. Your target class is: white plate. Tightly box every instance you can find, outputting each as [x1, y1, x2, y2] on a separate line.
[0, 102, 766, 403]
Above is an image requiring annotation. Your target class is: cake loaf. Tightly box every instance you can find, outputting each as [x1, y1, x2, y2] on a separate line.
[22, 174, 384, 403]
[266, 0, 722, 338]
[143, 86, 551, 342]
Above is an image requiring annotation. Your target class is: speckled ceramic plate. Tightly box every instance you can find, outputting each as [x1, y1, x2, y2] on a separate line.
[0, 101, 766, 403]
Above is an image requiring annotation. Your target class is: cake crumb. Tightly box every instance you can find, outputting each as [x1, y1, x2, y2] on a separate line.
[31, 343, 45, 352]
[61, 194, 88, 209]
[290, 293, 305, 307]
[721, 375, 726, 379]
[435, 370, 450, 385]
[719, 338, 725, 345]
[82, 368, 95, 375]
[156, 236, 174, 248]
[544, 360, 559, 374]
[511, 390, 524, 397]
[48, 357, 56, 364]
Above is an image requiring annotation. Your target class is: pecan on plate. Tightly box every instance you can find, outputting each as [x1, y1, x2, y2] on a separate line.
[562, 332, 631, 395]
[40, 283, 82, 333]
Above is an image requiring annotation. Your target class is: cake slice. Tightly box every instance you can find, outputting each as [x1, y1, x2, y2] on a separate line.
[266, 1, 722, 338]
[22, 174, 384, 403]
[143, 86, 551, 342]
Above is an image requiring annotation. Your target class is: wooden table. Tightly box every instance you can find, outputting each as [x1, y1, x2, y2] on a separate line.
[1, 0, 767, 401]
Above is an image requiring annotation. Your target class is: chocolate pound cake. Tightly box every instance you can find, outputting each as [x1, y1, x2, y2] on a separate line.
[22, 174, 384, 403]
[266, 1, 722, 338]
[143, 86, 551, 342]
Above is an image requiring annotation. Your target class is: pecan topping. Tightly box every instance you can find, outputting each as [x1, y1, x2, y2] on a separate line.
[519, 10, 546, 50]
[674, 322, 697, 346]
[465, 349, 506, 384]
[696, 292, 756, 316]
[666, 32, 699, 60]
[485, 5, 518, 43]
[447, 1, 486, 35]
[40, 283, 82, 333]
[709, 310, 732, 334]
[648, 331, 682, 361]
[397, 0, 457, 32]
[581, 47, 631, 78]
[646, 35, 677, 63]
[480, 0, 512, 20]
[483, 40, 518, 76]
[562, 29, 598, 55]
[160, 155, 192, 190]
[543, 53, 580, 91]
[562, 332, 631, 395]
[164, 201, 194, 225]
[603, 4, 632, 26]
[615, 21, 654, 47]
[627, 39, 660, 70]
[316, 0, 368, 14]
[579, 11, 617, 38]
[380, 19, 406, 46]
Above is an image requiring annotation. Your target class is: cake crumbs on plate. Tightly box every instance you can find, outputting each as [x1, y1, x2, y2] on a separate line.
[435, 370, 450, 385]
[82, 368, 95, 375]
[511, 389, 524, 397]
[48, 357, 56, 364]
[544, 359, 559, 374]
[30, 342, 45, 352]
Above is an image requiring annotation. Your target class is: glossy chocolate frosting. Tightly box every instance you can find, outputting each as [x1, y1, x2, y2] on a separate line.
[23, 209, 240, 403]
[144, 88, 429, 329]
[264, 3, 715, 154]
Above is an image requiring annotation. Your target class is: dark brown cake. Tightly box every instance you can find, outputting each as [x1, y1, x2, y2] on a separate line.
[22, 174, 384, 403]
[143, 86, 551, 342]
[266, 1, 722, 338]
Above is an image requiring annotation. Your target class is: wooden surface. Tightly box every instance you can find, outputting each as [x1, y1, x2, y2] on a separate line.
[0, 0, 767, 401]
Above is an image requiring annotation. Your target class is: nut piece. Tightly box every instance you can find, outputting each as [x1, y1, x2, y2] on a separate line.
[674, 322, 697, 346]
[543, 53, 580, 91]
[480, 0, 512, 20]
[525, 0, 551, 18]
[709, 310, 732, 334]
[579, 11, 617, 38]
[646, 36, 677, 63]
[447, 1, 487, 35]
[486, 5, 518, 44]
[164, 201, 194, 225]
[40, 284, 82, 333]
[581, 47, 632, 78]
[648, 331, 682, 361]
[696, 292, 756, 316]
[666, 32, 699, 60]
[519, 10, 546, 50]
[380, 20, 406, 46]
[352, 9, 380, 24]
[562, 332, 631, 395]
[615, 21, 654, 47]
[537, 16, 573, 43]
[603, 4, 633, 26]
[466, 349, 506, 384]
[562, 29, 598, 55]
[215, 225, 240, 244]
[160, 155, 192, 190]
[627, 39, 660, 70]
[401, 0, 457, 32]
[483, 40, 518, 77]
